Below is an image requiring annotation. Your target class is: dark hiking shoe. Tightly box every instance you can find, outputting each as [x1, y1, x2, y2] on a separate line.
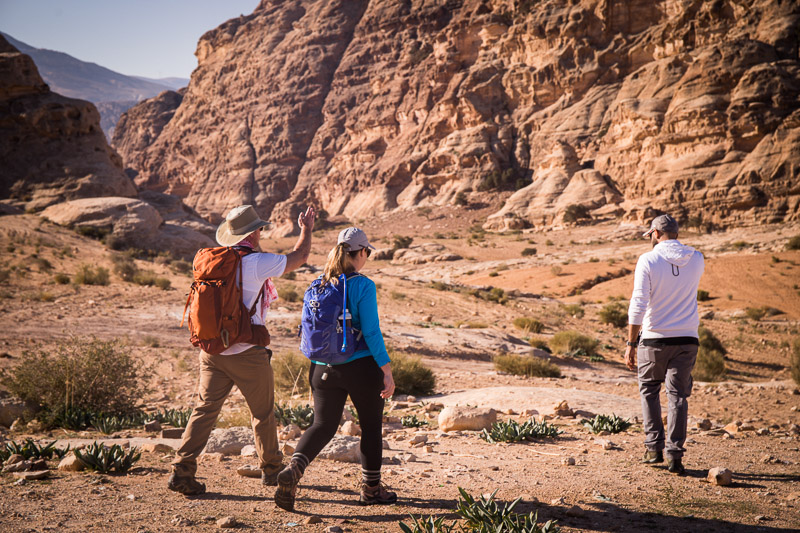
[359, 482, 398, 506]
[668, 458, 686, 475]
[274, 462, 303, 511]
[262, 468, 280, 486]
[167, 473, 206, 495]
[642, 450, 664, 464]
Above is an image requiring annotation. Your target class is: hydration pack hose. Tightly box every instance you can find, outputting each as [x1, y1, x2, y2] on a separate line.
[340, 273, 347, 352]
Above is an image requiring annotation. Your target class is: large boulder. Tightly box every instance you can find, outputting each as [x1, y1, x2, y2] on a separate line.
[204, 427, 253, 455]
[0, 35, 136, 211]
[0, 397, 35, 428]
[438, 406, 497, 432]
[317, 435, 360, 463]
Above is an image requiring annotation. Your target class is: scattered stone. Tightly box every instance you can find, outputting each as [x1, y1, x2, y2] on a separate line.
[522, 409, 538, 417]
[424, 445, 434, 453]
[5, 453, 25, 466]
[171, 516, 193, 527]
[407, 396, 417, 403]
[438, 406, 497, 432]
[29, 459, 47, 470]
[565, 505, 585, 517]
[722, 433, 733, 440]
[141, 443, 174, 454]
[594, 438, 615, 450]
[9, 418, 24, 432]
[424, 403, 444, 413]
[126, 494, 136, 501]
[302, 516, 323, 525]
[405, 454, 418, 463]
[240, 445, 257, 457]
[144, 420, 162, 432]
[708, 467, 733, 486]
[281, 443, 295, 455]
[550, 497, 566, 505]
[237, 465, 262, 478]
[410, 434, 428, 444]
[553, 400, 574, 417]
[739, 424, 755, 432]
[58, 453, 85, 472]
[279, 424, 302, 440]
[318, 436, 360, 463]
[0, 398, 33, 428]
[340, 421, 361, 436]
[199, 453, 225, 463]
[696, 419, 712, 431]
[325, 527, 343, 533]
[382, 440, 390, 450]
[723, 421, 741, 434]
[756, 428, 770, 436]
[216, 516, 237, 528]
[14, 470, 48, 480]
[3, 460, 31, 473]
[789, 424, 800, 436]
[755, 515, 771, 522]
[341, 409, 356, 423]
[161, 428, 184, 439]
[205, 427, 253, 455]
[562, 457, 576, 466]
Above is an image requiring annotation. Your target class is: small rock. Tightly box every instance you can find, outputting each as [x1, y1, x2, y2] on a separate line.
[240, 445, 257, 457]
[58, 453, 85, 472]
[9, 418, 24, 431]
[318, 436, 361, 463]
[407, 396, 417, 403]
[144, 420, 162, 432]
[423, 315, 433, 323]
[756, 428, 770, 436]
[280, 424, 302, 440]
[382, 440, 390, 450]
[340, 420, 361, 436]
[206, 427, 254, 455]
[438, 406, 497, 432]
[14, 470, 49, 480]
[696, 419, 712, 431]
[281, 443, 295, 455]
[4, 453, 25, 466]
[522, 409, 538, 417]
[550, 497, 566, 505]
[789, 424, 800, 435]
[594, 438, 614, 450]
[553, 400, 574, 417]
[126, 494, 136, 501]
[171, 516, 193, 527]
[161, 428, 184, 439]
[755, 515, 771, 522]
[199, 452, 225, 462]
[723, 421, 740, 434]
[216, 516, 237, 528]
[3, 459, 31, 473]
[236, 465, 262, 478]
[423, 403, 444, 413]
[302, 516, 322, 525]
[410, 434, 428, 444]
[424, 445, 434, 453]
[562, 457, 576, 466]
[141, 443, 174, 454]
[29, 459, 47, 470]
[405, 454, 418, 463]
[325, 527, 343, 533]
[708, 467, 733, 486]
[565, 505, 585, 517]
[761, 454, 777, 464]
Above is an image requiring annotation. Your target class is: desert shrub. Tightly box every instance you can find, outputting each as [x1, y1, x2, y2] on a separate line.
[745, 306, 767, 321]
[390, 350, 436, 396]
[154, 277, 171, 290]
[1, 337, 150, 420]
[112, 255, 138, 281]
[278, 284, 300, 303]
[456, 321, 488, 329]
[697, 289, 710, 301]
[791, 338, 800, 387]
[33, 257, 52, 272]
[391, 291, 406, 300]
[528, 337, 552, 352]
[582, 414, 631, 434]
[401, 414, 428, 428]
[274, 403, 314, 429]
[53, 272, 70, 284]
[550, 331, 599, 356]
[150, 407, 193, 428]
[430, 281, 450, 291]
[132, 270, 157, 286]
[550, 265, 563, 276]
[693, 326, 727, 382]
[521, 247, 537, 257]
[699, 326, 727, 356]
[454, 191, 468, 206]
[73, 264, 110, 286]
[169, 259, 192, 276]
[494, 353, 560, 378]
[489, 271, 499, 277]
[477, 168, 528, 191]
[731, 240, 749, 250]
[281, 270, 296, 280]
[0, 439, 70, 462]
[75, 225, 109, 241]
[481, 419, 562, 443]
[393, 236, 414, 250]
[75, 442, 141, 474]
[513, 317, 544, 333]
[562, 204, 590, 224]
[0, 268, 10, 283]
[598, 302, 628, 328]
[786, 235, 800, 250]
[562, 304, 585, 318]
[272, 351, 311, 397]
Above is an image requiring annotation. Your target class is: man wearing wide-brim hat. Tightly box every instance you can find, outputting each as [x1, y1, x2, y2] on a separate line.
[169, 205, 315, 496]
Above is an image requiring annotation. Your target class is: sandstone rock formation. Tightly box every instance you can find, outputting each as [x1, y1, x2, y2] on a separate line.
[113, 0, 800, 234]
[0, 35, 137, 211]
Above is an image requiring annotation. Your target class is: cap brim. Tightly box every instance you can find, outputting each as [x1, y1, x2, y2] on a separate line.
[642, 228, 656, 238]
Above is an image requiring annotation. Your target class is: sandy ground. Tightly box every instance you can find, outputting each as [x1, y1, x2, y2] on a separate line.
[1, 210, 799, 532]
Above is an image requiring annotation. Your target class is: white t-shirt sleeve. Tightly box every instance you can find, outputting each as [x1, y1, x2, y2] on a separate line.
[254, 253, 287, 281]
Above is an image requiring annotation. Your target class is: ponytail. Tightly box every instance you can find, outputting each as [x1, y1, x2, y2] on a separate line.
[322, 243, 360, 285]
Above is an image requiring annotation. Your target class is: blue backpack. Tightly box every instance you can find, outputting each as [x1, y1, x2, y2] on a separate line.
[299, 273, 368, 364]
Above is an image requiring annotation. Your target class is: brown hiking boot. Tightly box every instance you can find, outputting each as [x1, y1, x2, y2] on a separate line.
[262, 467, 280, 487]
[668, 458, 686, 476]
[167, 472, 206, 495]
[359, 482, 397, 505]
[642, 449, 664, 464]
[274, 462, 303, 511]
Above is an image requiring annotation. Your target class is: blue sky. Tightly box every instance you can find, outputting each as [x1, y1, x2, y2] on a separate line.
[0, 0, 260, 79]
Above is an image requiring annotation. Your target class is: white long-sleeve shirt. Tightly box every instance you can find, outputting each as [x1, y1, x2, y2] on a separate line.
[628, 240, 705, 339]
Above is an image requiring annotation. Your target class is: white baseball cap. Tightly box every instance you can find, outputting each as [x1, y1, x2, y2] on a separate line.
[337, 227, 375, 251]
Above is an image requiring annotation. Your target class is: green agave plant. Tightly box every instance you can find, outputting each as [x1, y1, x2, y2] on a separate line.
[74, 442, 141, 474]
[582, 414, 632, 434]
[481, 419, 562, 444]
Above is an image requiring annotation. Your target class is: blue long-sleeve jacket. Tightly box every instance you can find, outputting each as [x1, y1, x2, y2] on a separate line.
[313, 274, 390, 367]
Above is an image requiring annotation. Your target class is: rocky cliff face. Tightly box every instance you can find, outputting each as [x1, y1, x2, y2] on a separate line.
[0, 35, 137, 210]
[113, 0, 800, 234]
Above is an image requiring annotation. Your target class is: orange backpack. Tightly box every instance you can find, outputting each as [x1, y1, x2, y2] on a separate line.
[180, 247, 270, 354]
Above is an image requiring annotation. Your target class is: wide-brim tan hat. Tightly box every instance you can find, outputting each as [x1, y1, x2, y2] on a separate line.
[216, 205, 270, 246]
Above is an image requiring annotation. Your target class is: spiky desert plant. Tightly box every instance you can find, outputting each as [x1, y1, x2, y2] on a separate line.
[74, 442, 140, 474]
[582, 414, 632, 434]
[481, 419, 562, 443]
[274, 403, 314, 429]
[401, 414, 428, 428]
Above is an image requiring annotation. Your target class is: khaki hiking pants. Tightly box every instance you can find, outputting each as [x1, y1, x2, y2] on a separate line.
[637, 342, 698, 460]
[172, 346, 282, 477]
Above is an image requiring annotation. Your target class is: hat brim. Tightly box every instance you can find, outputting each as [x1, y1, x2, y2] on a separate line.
[215, 219, 270, 247]
[642, 228, 656, 238]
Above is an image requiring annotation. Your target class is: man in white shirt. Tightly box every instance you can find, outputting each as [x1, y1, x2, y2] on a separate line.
[169, 205, 315, 495]
[625, 214, 704, 476]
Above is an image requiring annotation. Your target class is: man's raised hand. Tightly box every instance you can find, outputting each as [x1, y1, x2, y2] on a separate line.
[298, 206, 316, 232]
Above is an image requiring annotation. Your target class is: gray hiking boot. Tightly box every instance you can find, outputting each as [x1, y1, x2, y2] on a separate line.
[274, 462, 303, 511]
[359, 482, 397, 505]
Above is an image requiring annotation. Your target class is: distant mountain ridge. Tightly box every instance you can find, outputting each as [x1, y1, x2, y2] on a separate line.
[0, 32, 188, 137]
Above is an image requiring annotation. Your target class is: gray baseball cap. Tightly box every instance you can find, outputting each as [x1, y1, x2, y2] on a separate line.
[643, 214, 679, 237]
[338, 227, 375, 251]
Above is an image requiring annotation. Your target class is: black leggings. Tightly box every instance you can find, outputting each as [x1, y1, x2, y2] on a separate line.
[294, 357, 385, 471]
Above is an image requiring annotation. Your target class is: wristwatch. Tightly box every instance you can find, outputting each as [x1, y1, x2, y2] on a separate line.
[626, 341, 636, 346]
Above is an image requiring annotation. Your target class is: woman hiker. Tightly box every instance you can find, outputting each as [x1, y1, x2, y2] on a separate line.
[274, 227, 397, 510]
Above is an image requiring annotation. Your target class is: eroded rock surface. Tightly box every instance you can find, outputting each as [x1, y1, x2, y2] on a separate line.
[113, 0, 800, 233]
[0, 35, 136, 211]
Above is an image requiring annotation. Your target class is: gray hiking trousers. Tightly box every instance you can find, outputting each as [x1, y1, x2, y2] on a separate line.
[637, 342, 698, 459]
